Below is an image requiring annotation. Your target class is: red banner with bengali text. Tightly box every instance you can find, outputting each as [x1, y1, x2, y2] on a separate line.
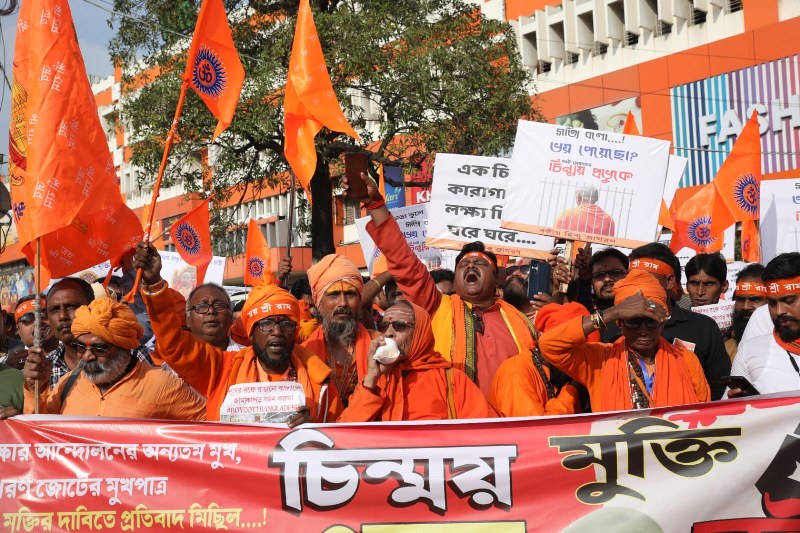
[2, 394, 800, 532]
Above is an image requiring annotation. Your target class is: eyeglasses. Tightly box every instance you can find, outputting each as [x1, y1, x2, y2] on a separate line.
[255, 318, 297, 333]
[189, 302, 230, 314]
[591, 269, 627, 282]
[17, 313, 47, 325]
[71, 341, 113, 355]
[621, 317, 661, 329]
[376, 320, 415, 333]
[506, 265, 531, 276]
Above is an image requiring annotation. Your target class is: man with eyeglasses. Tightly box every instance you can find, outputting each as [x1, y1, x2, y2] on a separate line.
[183, 283, 244, 352]
[134, 243, 340, 424]
[23, 298, 206, 420]
[573, 247, 628, 330]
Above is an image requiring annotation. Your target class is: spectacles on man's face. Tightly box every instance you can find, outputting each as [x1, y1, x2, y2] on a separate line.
[376, 320, 415, 333]
[505, 265, 531, 277]
[17, 313, 47, 325]
[591, 269, 627, 282]
[621, 317, 661, 329]
[189, 302, 230, 315]
[255, 318, 297, 333]
[71, 341, 113, 355]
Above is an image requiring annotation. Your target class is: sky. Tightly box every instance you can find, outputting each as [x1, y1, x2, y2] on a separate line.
[0, 0, 116, 163]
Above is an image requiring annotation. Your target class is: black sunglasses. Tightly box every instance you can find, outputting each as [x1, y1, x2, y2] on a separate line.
[376, 320, 415, 333]
[71, 341, 113, 355]
[506, 265, 531, 276]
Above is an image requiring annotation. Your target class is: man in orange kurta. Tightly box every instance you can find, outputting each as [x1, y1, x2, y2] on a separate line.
[489, 302, 594, 417]
[338, 301, 495, 421]
[23, 298, 206, 420]
[133, 242, 342, 423]
[350, 180, 539, 399]
[538, 270, 709, 412]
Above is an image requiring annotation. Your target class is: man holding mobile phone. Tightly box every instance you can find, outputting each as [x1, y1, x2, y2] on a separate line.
[728, 253, 800, 398]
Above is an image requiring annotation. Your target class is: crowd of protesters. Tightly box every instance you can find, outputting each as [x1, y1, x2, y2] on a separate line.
[1, 172, 798, 424]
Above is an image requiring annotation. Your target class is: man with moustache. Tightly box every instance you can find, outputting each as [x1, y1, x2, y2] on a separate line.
[345, 174, 546, 398]
[133, 243, 341, 424]
[23, 298, 206, 420]
[726, 263, 767, 360]
[685, 253, 728, 308]
[729, 253, 800, 396]
[302, 255, 378, 407]
[13, 296, 57, 352]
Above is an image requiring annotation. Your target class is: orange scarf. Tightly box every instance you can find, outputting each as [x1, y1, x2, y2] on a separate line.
[303, 322, 377, 401]
[773, 332, 800, 356]
[597, 337, 700, 412]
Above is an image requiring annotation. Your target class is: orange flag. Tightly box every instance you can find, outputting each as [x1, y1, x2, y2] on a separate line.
[284, 0, 360, 192]
[169, 198, 213, 284]
[244, 219, 276, 286]
[183, 0, 245, 139]
[7, 0, 142, 280]
[622, 111, 640, 135]
[670, 184, 724, 254]
[709, 111, 762, 236]
[741, 218, 761, 263]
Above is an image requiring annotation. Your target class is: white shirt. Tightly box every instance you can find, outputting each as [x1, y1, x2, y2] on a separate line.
[740, 304, 773, 343]
[732, 332, 800, 394]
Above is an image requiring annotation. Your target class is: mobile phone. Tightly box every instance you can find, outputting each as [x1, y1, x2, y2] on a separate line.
[527, 260, 552, 300]
[722, 375, 760, 396]
[344, 152, 369, 197]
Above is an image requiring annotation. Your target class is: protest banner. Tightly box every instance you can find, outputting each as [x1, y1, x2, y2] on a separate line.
[692, 300, 736, 334]
[426, 154, 554, 259]
[501, 121, 671, 248]
[355, 203, 458, 276]
[219, 383, 305, 423]
[760, 178, 800, 263]
[2, 394, 800, 531]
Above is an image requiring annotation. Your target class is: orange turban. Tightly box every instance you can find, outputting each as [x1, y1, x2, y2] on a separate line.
[242, 284, 300, 337]
[535, 302, 600, 342]
[71, 297, 144, 349]
[612, 269, 668, 313]
[307, 254, 363, 306]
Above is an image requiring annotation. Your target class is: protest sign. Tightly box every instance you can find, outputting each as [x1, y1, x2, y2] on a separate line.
[3, 394, 800, 531]
[426, 154, 554, 259]
[692, 300, 736, 334]
[355, 203, 457, 276]
[501, 121, 671, 248]
[219, 382, 305, 424]
[760, 178, 800, 263]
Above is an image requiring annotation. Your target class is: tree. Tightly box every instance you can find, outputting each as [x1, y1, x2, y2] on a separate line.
[109, 0, 540, 259]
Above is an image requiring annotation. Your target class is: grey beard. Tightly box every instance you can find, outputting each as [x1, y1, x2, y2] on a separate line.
[253, 342, 292, 371]
[78, 350, 132, 387]
[323, 315, 358, 347]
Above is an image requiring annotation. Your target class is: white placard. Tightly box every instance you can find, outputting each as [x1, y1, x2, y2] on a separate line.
[760, 178, 800, 263]
[662, 155, 688, 221]
[691, 300, 735, 334]
[355, 203, 458, 275]
[501, 120, 671, 248]
[426, 153, 554, 259]
[219, 382, 305, 424]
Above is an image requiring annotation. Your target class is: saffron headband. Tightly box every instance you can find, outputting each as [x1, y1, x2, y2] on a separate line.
[735, 281, 767, 297]
[629, 258, 674, 277]
[460, 251, 497, 272]
[15, 299, 45, 321]
[767, 276, 800, 296]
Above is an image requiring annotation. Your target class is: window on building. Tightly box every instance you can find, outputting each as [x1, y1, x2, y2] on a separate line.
[625, 31, 639, 46]
[342, 198, 360, 226]
[536, 60, 552, 74]
[726, 0, 743, 13]
[655, 20, 672, 37]
[691, 8, 707, 25]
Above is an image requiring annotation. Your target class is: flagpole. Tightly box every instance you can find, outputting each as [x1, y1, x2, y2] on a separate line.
[124, 80, 191, 302]
[285, 172, 296, 260]
[33, 238, 42, 415]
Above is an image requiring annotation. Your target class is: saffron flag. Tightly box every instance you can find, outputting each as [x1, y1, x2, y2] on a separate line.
[183, 0, 245, 139]
[741, 218, 761, 263]
[7, 0, 141, 280]
[284, 0, 360, 192]
[169, 198, 213, 284]
[244, 219, 275, 286]
[709, 111, 762, 236]
[622, 111, 640, 135]
[670, 183, 724, 254]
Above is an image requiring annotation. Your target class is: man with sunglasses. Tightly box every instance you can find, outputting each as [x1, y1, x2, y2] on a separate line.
[574, 248, 629, 327]
[23, 298, 206, 420]
[133, 243, 339, 425]
[14, 296, 58, 352]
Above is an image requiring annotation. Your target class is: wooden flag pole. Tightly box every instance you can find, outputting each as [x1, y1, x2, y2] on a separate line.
[33, 238, 42, 414]
[558, 240, 575, 294]
[124, 81, 190, 302]
[285, 173, 296, 260]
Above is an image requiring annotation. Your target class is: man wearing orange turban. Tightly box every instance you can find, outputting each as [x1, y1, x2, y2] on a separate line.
[488, 302, 594, 417]
[338, 300, 494, 421]
[538, 270, 710, 412]
[133, 243, 344, 424]
[23, 298, 206, 420]
[303, 254, 379, 407]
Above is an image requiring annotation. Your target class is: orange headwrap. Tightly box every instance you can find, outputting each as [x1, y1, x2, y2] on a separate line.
[629, 258, 674, 277]
[15, 298, 45, 322]
[612, 269, 668, 313]
[735, 281, 767, 297]
[307, 254, 363, 306]
[535, 302, 601, 342]
[242, 284, 300, 337]
[767, 276, 800, 296]
[71, 297, 144, 349]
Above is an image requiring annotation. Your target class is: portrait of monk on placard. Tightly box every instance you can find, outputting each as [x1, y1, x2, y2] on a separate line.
[554, 186, 616, 237]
